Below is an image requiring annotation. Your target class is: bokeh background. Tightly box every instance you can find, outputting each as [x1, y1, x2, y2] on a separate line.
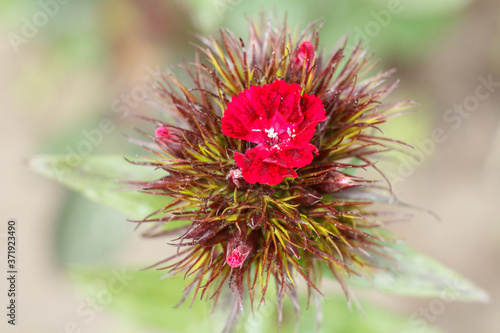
[1, 0, 499, 332]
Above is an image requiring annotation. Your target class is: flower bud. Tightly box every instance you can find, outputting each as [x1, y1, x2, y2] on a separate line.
[155, 126, 170, 138]
[247, 210, 267, 230]
[155, 126, 183, 157]
[293, 188, 323, 207]
[293, 41, 315, 71]
[313, 171, 358, 194]
[227, 168, 248, 189]
[226, 231, 259, 268]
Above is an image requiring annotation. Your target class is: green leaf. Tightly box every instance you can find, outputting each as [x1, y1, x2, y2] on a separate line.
[70, 266, 443, 333]
[345, 239, 490, 303]
[55, 193, 130, 264]
[29, 155, 178, 223]
[324, 190, 489, 302]
[263, 290, 443, 333]
[70, 267, 229, 333]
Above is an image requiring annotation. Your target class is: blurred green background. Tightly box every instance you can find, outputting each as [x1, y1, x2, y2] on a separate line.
[1, 0, 499, 332]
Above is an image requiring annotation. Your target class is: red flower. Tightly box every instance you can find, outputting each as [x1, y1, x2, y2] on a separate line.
[222, 80, 326, 185]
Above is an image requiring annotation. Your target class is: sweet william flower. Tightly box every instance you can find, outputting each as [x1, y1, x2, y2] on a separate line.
[128, 15, 415, 331]
[222, 80, 326, 185]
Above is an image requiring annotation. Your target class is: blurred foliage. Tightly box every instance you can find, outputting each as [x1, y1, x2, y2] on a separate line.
[185, 0, 468, 60]
[340, 234, 490, 303]
[70, 267, 443, 333]
[365, 0, 471, 17]
[55, 192, 130, 264]
[29, 155, 174, 220]
[30, 154, 181, 265]
[4, 0, 472, 167]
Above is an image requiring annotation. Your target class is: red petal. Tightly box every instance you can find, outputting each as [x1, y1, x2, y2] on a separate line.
[227, 248, 245, 268]
[270, 80, 303, 130]
[221, 80, 305, 144]
[234, 148, 297, 185]
[223, 80, 326, 185]
[265, 145, 314, 169]
[221, 85, 281, 143]
[289, 92, 326, 145]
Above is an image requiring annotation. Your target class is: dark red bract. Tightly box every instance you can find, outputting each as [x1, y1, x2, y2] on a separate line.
[221, 80, 326, 185]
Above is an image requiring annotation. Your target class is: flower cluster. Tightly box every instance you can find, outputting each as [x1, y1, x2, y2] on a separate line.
[222, 79, 326, 185]
[129, 16, 413, 329]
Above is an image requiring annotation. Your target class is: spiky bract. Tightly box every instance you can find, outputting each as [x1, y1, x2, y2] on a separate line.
[128, 15, 413, 327]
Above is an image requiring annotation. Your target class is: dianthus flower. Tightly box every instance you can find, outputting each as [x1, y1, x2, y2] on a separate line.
[129, 16, 413, 330]
[222, 80, 326, 185]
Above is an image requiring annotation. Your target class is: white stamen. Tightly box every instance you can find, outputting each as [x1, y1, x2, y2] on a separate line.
[265, 127, 278, 139]
[251, 129, 262, 132]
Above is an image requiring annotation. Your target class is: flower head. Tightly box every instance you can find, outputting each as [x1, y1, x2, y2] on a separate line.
[128, 15, 414, 329]
[222, 80, 326, 184]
